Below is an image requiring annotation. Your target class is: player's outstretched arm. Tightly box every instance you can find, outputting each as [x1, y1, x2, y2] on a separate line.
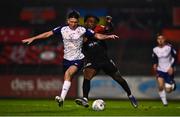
[22, 31, 53, 44]
[94, 33, 119, 40]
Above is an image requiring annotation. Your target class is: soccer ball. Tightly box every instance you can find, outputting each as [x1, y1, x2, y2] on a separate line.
[92, 99, 105, 111]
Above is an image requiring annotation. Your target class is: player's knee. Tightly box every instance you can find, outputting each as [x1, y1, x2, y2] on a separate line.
[165, 83, 174, 93]
[83, 69, 96, 80]
[84, 76, 92, 80]
[166, 88, 172, 93]
[158, 86, 164, 91]
[112, 71, 124, 82]
[64, 71, 74, 81]
[84, 74, 94, 80]
[112, 71, 121, 77]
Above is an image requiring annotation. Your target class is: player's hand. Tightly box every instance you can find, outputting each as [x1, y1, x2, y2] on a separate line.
[167, 67, 174, 75]
[151, 67, 157, 76]
[106, 16, 112, 23]
[22, 38, 34, 45]
[108, 35, 119, 39]
[152, 64, 157, 72]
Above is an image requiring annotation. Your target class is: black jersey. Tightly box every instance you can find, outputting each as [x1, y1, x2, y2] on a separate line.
[83, 37, 108, 61]
[83, 23, 113, 61]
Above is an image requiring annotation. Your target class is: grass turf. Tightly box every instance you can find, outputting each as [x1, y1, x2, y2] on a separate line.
[0, 99, 180, 116]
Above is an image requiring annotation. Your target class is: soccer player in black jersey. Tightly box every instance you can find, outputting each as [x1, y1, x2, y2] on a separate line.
[75, 15, 138, 108]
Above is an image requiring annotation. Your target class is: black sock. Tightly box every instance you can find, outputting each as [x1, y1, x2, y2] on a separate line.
[83, 79, 90, 99]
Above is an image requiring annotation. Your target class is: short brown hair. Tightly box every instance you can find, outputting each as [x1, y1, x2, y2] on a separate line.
[68, 10, 80, 19]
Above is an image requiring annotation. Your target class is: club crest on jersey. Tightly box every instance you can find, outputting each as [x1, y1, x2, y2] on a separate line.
[88, 29, 94, 33]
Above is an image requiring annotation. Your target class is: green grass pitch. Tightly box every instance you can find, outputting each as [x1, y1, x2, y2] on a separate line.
[0, 99, 180, 116]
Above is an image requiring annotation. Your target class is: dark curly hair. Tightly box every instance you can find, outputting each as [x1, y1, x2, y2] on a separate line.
[84, 14, 100, 23]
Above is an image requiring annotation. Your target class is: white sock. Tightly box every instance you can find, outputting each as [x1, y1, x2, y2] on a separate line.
[60, 80, 71, 101]
[159, 90, 168, 105]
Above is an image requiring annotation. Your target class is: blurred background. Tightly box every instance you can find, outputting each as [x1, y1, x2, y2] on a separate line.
[0, 0, 180, 99]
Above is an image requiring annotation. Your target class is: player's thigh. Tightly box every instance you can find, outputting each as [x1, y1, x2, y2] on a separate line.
[83, 67, 98, 80]
[63, 59, 83, 80]
[102, 59, 118, 75]
[67, 65, 79, 75]
[157, 70, 174, 91]
[64, 65, 78, 80]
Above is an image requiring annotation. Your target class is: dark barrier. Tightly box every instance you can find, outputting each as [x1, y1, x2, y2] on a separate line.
[0, 75, 77, 98]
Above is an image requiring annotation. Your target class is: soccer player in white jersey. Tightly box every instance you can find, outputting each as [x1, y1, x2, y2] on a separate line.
[152, 34, 177, 106]
[22, 10, 119, 107]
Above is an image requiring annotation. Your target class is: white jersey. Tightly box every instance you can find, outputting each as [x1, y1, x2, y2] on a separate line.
[52, 25, 94, 61]
[153, 44, 176, 72]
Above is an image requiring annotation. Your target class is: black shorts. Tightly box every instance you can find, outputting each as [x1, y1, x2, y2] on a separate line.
[84, 57, 118, 75]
